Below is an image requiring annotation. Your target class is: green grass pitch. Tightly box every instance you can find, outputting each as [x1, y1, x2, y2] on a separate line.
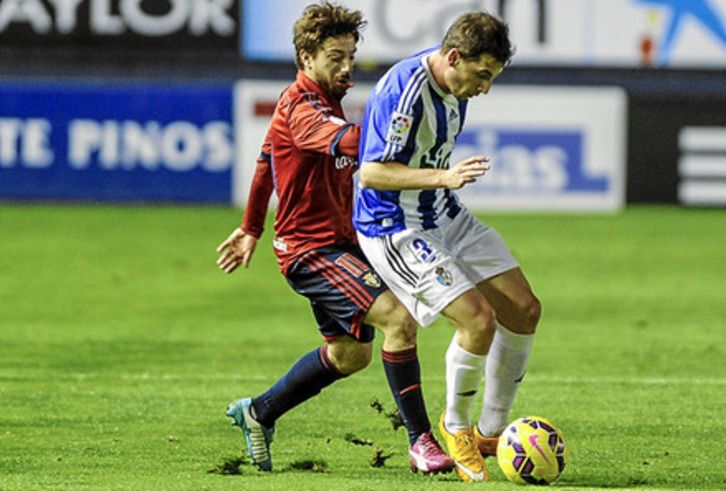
[1, 205, 724, 490]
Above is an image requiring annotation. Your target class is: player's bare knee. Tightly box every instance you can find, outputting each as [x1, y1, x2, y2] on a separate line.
[457, 300, 498, 340]
[477, 306, 498, 335]
[471, 298, 497, 328]
[521, 294, 542, 333]
[342, 348, 372, 374]
[328, 339, 372, 375]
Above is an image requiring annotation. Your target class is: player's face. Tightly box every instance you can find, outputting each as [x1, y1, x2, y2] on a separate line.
[444, 50, 504, 101]
[302, 35, 357, 100]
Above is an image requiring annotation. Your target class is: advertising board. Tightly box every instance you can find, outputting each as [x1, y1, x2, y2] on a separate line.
[234, 81, 627, 212]
[241, 0, 726, 69]
[0, 0, 239, 51]
[678, 126, 726, 206]
[453, 86, 627, 211]
[0, 82, 234, 202]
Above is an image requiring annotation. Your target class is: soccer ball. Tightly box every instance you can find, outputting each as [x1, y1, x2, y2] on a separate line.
[497, 416, 568, 485]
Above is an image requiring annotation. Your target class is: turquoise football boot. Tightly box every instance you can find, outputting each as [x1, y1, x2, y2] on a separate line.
[226, 398, 275, 471]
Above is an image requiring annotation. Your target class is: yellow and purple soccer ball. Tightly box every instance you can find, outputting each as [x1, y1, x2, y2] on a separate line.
[497, 416, 568, 485]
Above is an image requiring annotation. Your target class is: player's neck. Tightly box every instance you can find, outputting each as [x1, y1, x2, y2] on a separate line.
[301, 68, 320, 87]
[427, 52, 451, 95]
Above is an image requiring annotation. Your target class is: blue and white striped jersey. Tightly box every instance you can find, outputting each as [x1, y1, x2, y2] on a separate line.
[353, 46, 468, 238]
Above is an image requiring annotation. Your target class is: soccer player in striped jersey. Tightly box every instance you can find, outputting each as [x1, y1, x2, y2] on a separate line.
[216, 2, 452, 475]
[353, 12, 541, 482]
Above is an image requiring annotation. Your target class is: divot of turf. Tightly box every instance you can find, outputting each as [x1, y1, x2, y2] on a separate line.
[370, 446, 395, 468]
[344, 433, 374, 446]
[208, 455, 247, 475]
[290, 459, 329, 473]
[369, 398, 404, 431]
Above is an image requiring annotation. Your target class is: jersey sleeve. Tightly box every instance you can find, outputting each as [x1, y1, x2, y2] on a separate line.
[360, 78, 417, 165]
[287, 94, 359, 158]
[241, 137, 274, 239]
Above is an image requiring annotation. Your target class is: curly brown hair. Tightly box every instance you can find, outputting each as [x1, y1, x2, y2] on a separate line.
[441, 12, 514, 65]
[292, 2, 367, 68]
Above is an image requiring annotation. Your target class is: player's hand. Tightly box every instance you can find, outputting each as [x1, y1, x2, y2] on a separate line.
[216, 228, 258, 274]
[443, 156, 490, 189]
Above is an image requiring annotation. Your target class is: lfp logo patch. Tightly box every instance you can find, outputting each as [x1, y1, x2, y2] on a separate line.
[386, 111, 413, 146]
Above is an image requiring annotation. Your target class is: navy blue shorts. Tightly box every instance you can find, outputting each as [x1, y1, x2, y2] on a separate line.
[285, 245, 387, 343]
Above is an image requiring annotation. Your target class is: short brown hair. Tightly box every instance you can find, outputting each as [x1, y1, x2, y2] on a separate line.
[293, 2, 367, 68]
[441, 12, 513, 65]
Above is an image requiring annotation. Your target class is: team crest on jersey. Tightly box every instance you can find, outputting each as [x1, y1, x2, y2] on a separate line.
[363, 272, 382, 288]
[436, 267, 453, 287]
[386, 111, 413, 146]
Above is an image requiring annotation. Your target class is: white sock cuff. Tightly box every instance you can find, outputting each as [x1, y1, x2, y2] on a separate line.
[495, 324, 534, 351]
[446, 334, 487, 366]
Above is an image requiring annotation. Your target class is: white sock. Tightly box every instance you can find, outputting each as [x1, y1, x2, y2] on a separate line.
[444, 334, 486, 433]
[478, 324, 533, 437]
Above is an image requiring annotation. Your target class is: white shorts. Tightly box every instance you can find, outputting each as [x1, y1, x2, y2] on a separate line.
[357, 210, 519, 327]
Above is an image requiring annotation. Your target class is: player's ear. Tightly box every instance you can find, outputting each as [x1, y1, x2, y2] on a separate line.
[447, 48, 461, 68]
[300, 51, 313, 69]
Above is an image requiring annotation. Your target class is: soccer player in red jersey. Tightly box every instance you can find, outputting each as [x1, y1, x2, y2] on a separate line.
[216, 2, 453, 475]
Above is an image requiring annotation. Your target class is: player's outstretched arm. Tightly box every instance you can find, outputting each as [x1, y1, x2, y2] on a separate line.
[216, 228, 258, 274]
[359, 155, 490, 191]
[218, 143, 271, 274]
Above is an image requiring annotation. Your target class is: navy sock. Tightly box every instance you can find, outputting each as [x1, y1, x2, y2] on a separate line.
[251, 345, 344, 428]
[382, 347, 431, 445]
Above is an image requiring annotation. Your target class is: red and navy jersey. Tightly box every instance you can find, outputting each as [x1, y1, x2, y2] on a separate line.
[241, 71, 361, 275]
